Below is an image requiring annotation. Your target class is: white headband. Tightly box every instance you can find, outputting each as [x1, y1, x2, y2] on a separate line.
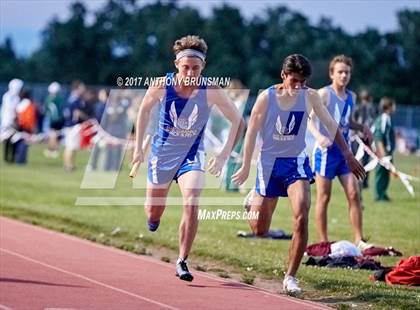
[175, 49, 206, 62]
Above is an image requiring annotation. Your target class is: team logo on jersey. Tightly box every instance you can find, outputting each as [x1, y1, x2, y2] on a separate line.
[334, 103, 351, 129]
[273, 111, 304, 141]
[167, 101, 199, 137]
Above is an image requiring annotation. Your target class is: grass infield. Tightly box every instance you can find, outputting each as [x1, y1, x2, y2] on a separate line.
[1, 144, 419, 309]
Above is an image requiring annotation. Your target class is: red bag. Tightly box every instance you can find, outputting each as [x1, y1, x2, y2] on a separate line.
[385, 256, 420, 286]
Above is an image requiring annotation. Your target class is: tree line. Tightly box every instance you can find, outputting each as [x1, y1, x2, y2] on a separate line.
[1, 0, 419, 104]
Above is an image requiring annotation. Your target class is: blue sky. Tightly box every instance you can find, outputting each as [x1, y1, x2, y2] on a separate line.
[1, 0, 419, 56]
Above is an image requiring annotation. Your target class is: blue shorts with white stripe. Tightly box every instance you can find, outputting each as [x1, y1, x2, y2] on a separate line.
[147, 150, 205, 184]
[313, 147, 350, 180]
[255, 157, 314, 197]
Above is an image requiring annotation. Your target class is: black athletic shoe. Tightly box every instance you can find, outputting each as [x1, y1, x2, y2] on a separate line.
[175, 260, 194, 282]
[147, 220, 160, 232]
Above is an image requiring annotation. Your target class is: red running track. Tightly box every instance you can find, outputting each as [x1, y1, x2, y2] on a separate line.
[0, 217, 329, 310]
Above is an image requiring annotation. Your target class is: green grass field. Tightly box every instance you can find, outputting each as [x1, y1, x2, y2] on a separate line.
[1, 144, 419, 309]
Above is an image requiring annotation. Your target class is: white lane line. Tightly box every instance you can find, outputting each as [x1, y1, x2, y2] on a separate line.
[0, 248, 179, 310]
[1, 217, 329, 310]
[44, 308, 78, 310]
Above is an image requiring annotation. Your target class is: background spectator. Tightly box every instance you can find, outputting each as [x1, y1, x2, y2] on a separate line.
[372, 97, 396, 202]
[15, 88, 37, 164]
[62, 80, 86, 172]
[1, 78, 24, 163]
[44, 82, 64, 158]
